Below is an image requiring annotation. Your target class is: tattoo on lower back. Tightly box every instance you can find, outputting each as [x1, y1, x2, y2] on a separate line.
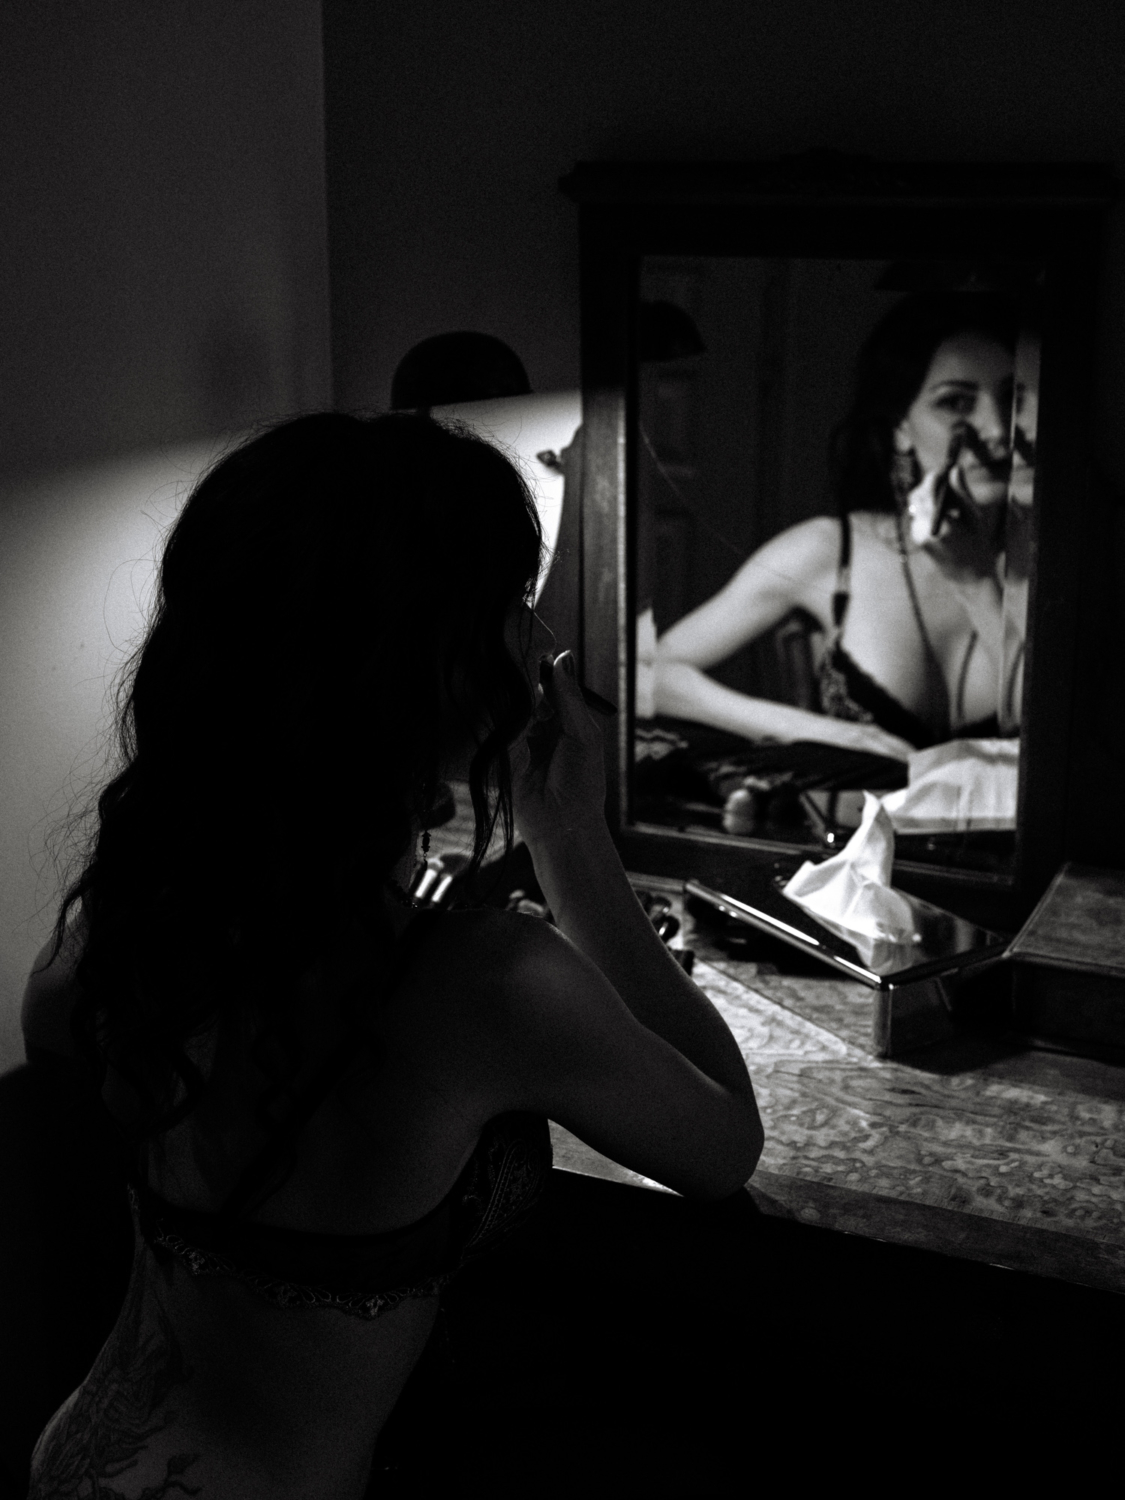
[29, 1249, 204, 1498]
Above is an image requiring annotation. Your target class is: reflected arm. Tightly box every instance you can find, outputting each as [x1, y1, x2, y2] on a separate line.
[652, 517, 913, 758]
[654, 518, 838, 742]
[654, 658, 842, 743]
[655, 517, 837, 670]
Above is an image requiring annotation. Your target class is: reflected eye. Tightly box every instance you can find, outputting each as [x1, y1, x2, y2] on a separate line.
[933, 391, 977, 417]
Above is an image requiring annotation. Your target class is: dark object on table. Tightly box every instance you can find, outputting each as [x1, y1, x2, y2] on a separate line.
[686, 867, 1007, 1057]
[504, 889, 555, 922]
[685, 890, 837, 978]
[1007, 862, 1125, 1058]
[410, 851, 472, 907]
[633, 722, 907, 844]
[495, 881, 695, 971]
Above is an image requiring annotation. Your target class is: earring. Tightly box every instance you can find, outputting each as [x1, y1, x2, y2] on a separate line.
[421, 828, 431, 857]
[891, 449, 921, 506]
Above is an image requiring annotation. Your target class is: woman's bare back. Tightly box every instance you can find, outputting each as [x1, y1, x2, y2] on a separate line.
[30, 904, 524, 1500]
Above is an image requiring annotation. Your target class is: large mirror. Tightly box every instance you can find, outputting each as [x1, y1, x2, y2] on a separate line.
[560, 159, 1112, 929]
[632, 256, 1039, 880]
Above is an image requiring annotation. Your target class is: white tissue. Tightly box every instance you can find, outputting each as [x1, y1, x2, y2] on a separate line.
[782, 792, 918, 965]
[878, 739, 1018, 834]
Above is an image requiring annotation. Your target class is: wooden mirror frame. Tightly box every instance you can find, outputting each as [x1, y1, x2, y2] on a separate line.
[555, 156, 1116, 933]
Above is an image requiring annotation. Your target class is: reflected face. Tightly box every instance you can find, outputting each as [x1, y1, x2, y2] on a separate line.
[895, 333, 1014, 508]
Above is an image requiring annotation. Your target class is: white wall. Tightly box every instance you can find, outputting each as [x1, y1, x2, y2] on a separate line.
[0, 2, 331, 1070]
[0, 443, 232, 1066]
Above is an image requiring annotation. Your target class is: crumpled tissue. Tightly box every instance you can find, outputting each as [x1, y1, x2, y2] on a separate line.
[878, 738, 1017, 834]
[782, 791, 919, 967]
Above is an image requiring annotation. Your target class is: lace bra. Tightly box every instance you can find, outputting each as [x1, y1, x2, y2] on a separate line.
[128, 1111, 551, 1319]
[126, 907, 553, 1319]
[817, 512, 1002, 749]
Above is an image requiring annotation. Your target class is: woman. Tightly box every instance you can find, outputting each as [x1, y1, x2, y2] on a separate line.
[24, 414, 762, 1498]
[654, 293, 1024, 759]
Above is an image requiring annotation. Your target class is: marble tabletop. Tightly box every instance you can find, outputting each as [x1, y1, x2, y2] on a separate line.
[554, 883, 1125, 1294]
[426, 794, 1125, 1293]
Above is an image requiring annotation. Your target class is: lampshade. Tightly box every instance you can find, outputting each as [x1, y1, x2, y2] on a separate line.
[390, 332, 532, 409]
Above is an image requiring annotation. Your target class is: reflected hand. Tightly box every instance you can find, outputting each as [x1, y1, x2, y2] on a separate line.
[510, 650, 607, 848]
[824, 718, 915, 762]
[906, 441, 1006, 583]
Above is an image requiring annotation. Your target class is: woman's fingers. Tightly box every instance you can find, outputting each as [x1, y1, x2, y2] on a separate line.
[546, 651, 599, 737]
[873, 731, 914, 761]
[843, 723, 914, 761]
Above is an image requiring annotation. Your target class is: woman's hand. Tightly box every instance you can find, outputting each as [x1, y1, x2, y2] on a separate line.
[906, 454, 1006, 585]
[824, 717, 915, 762]
[905, 454, 1009, 675]
[510, 650, 607, 848]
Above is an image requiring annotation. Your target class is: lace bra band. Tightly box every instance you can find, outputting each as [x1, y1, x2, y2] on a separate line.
[129, 1111, 552, 1320]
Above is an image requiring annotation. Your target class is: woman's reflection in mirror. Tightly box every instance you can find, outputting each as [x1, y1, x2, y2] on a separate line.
[653, 293, 1025, 760]
[997, 314, 1040, 730]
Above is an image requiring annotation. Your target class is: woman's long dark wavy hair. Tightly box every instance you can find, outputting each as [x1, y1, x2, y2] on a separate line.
[41, 412, 543, 1188]
[829, 291, 1022, 515]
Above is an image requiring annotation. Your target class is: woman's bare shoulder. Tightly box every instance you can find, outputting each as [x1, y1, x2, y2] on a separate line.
[737, 514, 840, 581]
[430, 905, 562, 988]
[849, 509, 900, 550]
[419, 906, 587, 1029]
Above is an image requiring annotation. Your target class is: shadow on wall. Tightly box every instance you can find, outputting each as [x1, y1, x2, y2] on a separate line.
[0, 437, 240, 1073]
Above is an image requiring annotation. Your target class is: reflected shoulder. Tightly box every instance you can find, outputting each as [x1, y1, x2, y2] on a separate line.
[849, 509, 899, 551]
[733, 514, 840, 592]
[777, 513, 841, 552]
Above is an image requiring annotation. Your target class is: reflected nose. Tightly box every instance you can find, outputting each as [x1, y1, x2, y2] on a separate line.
[973, 394, 1011, 455]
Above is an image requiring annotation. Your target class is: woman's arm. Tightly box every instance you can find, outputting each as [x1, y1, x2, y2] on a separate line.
[496, 652, 763, 1199]
[489, 899, 764, 1201]
[655, 516, 837, 671]
[653, 517, 914, 759]
[655, 659, 871, 745]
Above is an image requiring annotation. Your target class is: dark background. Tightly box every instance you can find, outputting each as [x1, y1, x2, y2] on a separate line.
[324, 0, 1125, 495]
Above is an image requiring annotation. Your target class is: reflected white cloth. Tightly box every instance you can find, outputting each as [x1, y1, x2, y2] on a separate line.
[878, 738, 1018, 833]
[782, 792, 918, 958]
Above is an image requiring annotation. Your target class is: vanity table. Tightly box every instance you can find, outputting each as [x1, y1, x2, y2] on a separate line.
[428, 795, 1125, 1298]
[555, 875, 1125, 1296]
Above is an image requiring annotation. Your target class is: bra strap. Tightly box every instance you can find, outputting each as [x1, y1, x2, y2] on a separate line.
[831, 512, 852, 631]
[218, 907, 442, 1221]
